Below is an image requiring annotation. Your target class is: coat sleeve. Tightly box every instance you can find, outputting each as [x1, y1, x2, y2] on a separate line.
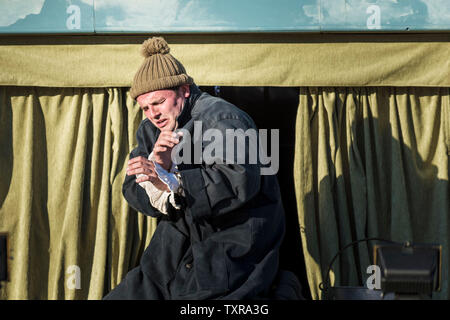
[122, 121, 163, 218]
[180, 117, 262, 224]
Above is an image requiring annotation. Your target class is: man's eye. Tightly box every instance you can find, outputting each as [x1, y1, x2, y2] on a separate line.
[143, 107, 149, 111]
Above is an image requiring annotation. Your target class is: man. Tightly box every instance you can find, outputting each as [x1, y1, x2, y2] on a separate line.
[103, 37, 302, 300]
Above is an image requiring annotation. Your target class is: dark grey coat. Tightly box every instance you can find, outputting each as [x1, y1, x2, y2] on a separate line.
[104, 85, 302, 300]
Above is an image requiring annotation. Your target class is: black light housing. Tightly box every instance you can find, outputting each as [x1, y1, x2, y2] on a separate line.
[374, 242, 442, 297]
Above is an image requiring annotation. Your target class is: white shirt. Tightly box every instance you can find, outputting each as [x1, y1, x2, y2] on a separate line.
[136, 152, 182, 214]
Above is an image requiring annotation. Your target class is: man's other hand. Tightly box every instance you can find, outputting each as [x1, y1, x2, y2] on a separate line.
[153, 130, 182, 171]
[126, 156, 169, 192]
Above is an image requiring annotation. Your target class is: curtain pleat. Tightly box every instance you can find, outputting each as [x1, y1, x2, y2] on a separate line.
[0, 86, 155, 299]
[294, 87, 450, 300]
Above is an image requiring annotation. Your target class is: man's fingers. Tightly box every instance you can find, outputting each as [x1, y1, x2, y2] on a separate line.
[154, 145, 168, 153]
[159, 130, 182, 138]
[158, 131, 181, 142]
[155, 137, 180, 148]
[156, 143, 174, 149]
[127, 162, 148, 171]
[154, 139, 179, 150]
[136, 175, 157, 183]
[128, 156, 147, 165]
[135, 175, 149, 183]
[135, 175, 157, 183]
[126, 162, 153, 175]
[127, 167, 154, 176]
[126, 157, 160, 177]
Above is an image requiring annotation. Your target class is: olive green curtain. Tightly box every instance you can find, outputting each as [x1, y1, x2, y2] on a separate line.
[294, 87, 450, 300]
[0, 86, 156, 299]
[1, 34, 449, 88]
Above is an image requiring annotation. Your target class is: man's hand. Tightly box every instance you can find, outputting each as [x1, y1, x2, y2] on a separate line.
[126, 156, 169, 192]
[153, 130, 182, 171]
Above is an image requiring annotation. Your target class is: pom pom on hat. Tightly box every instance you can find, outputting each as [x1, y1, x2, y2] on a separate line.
[141, 37, 170, 57]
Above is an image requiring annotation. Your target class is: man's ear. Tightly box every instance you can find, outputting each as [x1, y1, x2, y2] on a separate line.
[180, 84, 190, 98]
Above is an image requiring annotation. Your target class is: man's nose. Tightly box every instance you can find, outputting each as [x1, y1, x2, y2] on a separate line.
[148, 105, 160, 118]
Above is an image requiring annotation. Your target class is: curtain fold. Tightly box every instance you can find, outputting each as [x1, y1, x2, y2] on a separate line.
[294, 87, 450, 300]
[0, 86, 155, 299]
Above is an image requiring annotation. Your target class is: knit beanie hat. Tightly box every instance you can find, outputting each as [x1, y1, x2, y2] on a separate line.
[130, 37, 194, 100]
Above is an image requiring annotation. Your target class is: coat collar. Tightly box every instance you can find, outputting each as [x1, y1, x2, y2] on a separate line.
[176, 84, 202, 129]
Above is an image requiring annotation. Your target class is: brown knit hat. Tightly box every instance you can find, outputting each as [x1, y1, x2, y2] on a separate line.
[130, 37, 194, 100]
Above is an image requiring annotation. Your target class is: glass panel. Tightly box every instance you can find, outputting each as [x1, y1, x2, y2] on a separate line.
[0, 0, 94, 34]
[1, 0, 448, 34]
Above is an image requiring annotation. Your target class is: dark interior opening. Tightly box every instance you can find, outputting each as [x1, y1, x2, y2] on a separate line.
[199, 86, 311, 299]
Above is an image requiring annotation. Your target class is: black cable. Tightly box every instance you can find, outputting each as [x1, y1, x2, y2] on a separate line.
[319, 237, 400, 293]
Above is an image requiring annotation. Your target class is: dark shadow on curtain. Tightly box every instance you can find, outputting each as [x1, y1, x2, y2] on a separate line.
[77, 88, 96, 299]
[118, 87, 151, 270]
[104, 88, 150, 296]
[0, 88, 13, 291]
[27, 88, 51, 298]
[0, 88, 13, 220]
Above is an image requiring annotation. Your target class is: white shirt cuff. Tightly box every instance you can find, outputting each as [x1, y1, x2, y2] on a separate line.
[152, 161, 180, 193]
[137, 153, 182, 214]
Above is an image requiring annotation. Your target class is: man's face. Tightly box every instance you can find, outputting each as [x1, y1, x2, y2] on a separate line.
[137, 85, 190, 131]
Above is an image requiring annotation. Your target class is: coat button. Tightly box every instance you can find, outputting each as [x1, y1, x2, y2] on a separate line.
[185, 263, 192, 269]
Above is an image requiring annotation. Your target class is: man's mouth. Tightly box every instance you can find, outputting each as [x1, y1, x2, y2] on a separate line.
[156, 119, 168, 128]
